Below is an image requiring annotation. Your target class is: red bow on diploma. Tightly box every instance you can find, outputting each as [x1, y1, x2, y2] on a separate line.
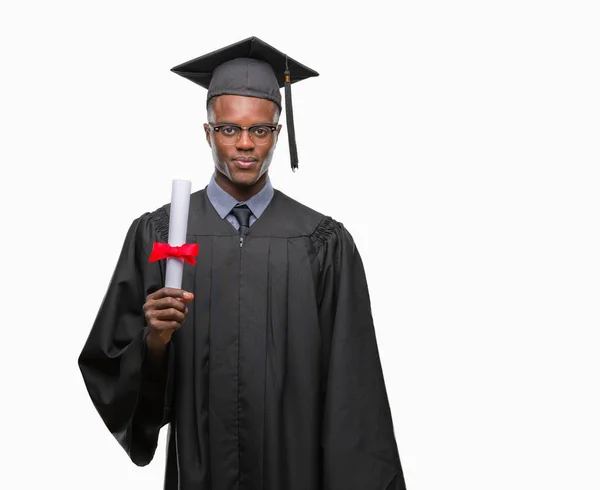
[148, 242, 199, 265]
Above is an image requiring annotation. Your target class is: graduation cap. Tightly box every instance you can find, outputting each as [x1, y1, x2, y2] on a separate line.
[171, 36, 319, 171]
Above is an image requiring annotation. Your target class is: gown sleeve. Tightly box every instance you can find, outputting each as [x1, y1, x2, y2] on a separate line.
[78, 209, 175, 466]
[315, 218, 406, 490]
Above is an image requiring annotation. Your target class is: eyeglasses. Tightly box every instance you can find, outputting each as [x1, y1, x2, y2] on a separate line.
[208, 123, 278, 146]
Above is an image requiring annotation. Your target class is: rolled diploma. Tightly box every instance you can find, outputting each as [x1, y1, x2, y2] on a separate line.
[165, 179, 192, 288]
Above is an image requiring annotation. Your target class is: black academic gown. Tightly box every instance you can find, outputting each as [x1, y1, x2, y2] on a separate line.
[78, 188, 406, 490]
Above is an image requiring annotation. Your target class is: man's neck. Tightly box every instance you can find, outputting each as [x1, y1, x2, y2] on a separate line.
[214, 171, 268, 202]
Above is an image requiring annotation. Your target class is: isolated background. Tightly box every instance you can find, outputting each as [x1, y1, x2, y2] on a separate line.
[1, 1, 599, 489]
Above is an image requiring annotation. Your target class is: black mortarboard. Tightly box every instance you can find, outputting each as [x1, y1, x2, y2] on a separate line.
[171, 36, 319, 171]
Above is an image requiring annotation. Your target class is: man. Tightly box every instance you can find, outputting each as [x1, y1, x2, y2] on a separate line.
[79, 36, 406, 490]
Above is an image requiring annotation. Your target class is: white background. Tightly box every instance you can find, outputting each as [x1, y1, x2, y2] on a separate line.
[1, 1, 599, 489]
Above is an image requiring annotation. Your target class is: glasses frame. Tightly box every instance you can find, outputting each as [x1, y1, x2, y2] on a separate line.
[208, 123, 278, 146]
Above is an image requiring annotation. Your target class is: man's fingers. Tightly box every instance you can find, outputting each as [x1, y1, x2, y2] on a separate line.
[144, 298, 180, 314]
[147, 287, 194, 301]
[149, 296, 187, 312]
[149, 308, 186, 323]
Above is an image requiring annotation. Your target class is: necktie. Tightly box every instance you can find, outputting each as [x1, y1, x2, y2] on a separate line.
[231, 204, 252, 238]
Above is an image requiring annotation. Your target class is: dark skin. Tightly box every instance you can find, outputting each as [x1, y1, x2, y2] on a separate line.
[203, 94, 282, 202]
[144, 288, 194, 368]
[145, 95, 281, 359]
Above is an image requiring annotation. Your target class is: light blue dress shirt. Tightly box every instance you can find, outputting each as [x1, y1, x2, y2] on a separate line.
[206, 173, 274, 231]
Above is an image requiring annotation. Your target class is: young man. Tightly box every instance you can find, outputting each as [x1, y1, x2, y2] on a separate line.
[79, 36, 406, 490]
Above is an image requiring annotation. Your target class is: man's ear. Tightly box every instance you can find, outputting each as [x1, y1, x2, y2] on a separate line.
[276, 124, 282, 135]
[204, 123, 212, 147]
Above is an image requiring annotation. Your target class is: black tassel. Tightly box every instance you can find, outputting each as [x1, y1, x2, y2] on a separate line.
[284, 68, 299, 171]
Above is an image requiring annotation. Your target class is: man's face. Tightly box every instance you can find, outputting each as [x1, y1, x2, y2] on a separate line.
[204, 95, 282, 187]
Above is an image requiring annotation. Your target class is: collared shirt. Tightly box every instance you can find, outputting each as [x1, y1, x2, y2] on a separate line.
[206, 172, 274, 231]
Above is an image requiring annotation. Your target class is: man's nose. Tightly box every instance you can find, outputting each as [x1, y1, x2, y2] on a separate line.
[236, 130, 255, 150]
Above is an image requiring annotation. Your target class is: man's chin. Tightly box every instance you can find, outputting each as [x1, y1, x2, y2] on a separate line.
[215, 161, 268, 187]
[229, 166, 265, 185]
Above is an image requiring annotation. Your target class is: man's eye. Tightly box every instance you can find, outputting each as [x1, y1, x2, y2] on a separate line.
[221, 126, 239, 136]
[252, 126, 270, 137]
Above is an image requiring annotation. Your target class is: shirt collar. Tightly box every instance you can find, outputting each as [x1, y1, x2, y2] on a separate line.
[206, 172, 274, 219]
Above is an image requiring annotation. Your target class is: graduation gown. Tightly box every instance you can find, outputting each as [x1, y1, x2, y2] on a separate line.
[78, 188, 406, 490]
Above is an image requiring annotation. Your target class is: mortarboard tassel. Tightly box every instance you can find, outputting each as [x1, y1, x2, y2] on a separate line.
[284, 64, 299, 171]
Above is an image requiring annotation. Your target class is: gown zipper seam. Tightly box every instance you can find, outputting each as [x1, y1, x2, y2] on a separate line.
[238, 232, 242, 487]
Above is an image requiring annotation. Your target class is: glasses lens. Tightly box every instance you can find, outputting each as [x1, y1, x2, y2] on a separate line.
[249, 126, 273, 145]
[217, 126, 242, 145]
[215, 126, 241, 145]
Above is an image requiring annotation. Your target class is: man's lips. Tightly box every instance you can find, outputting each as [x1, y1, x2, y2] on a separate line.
[233, 157, 257, 169]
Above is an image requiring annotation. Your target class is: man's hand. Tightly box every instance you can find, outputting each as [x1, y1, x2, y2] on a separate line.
[144, 287, 194, 348]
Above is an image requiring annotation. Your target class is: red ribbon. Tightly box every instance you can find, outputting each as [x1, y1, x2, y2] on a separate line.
[148, 242, 199, 265]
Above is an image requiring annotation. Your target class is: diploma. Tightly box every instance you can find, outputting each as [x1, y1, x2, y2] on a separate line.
[165, 179, 192, 288]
